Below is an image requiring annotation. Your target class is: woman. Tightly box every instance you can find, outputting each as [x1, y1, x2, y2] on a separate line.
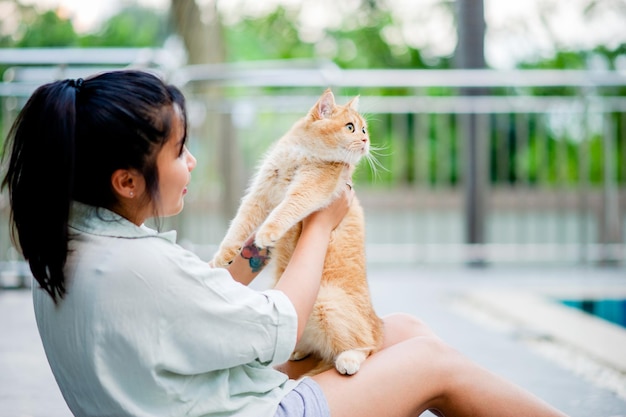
[1, 70, 568, 417]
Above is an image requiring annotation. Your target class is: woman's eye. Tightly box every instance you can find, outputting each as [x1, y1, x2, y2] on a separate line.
[346, 123, 355, 132]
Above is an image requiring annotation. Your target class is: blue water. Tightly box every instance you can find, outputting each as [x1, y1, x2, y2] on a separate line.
[560, 299, 626, 329]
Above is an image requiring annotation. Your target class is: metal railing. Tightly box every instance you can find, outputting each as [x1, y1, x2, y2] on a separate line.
[174, 61, 626, 266]
[0, 49, 625, 271]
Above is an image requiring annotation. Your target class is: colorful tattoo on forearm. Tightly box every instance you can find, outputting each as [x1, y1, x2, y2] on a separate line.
[240, 241, 271, 273]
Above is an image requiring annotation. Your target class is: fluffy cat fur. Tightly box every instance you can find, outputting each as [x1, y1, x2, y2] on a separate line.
[212, 89, 383, 376]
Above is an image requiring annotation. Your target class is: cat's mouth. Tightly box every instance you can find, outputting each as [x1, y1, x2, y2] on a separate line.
[342, 142, 369, 165]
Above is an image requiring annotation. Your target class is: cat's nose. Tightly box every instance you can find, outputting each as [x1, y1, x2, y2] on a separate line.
[361, 137, 368, 143]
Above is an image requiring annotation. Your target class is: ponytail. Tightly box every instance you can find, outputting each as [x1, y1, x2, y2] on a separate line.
[2, 79, 80, 302]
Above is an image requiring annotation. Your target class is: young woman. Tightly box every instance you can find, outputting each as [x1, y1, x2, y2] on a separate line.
[1, 70, 568, 417]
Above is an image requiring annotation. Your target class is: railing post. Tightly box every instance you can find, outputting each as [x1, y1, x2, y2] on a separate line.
[600, 111, 622, 265]
[455, 0, 488, 265]
[579, 91, 591, 265]
[461, 112, 488, 265]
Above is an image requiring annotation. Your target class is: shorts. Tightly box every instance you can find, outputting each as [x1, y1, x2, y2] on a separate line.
[274, 378, 330, 417]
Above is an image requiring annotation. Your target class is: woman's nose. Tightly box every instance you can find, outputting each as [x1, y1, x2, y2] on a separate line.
[187, 151, 197, 171]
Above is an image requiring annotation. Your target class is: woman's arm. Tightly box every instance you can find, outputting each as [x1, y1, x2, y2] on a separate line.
[225, 234, 271, 285]
[226, 186, 352, 290]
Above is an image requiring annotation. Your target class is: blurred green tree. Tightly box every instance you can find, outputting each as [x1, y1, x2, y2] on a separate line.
[224, 3, 446, 69]
[79, 6, 169, 47]
[2, 2, 168, 48]
[16, 9, 78, 47]
[225, 7, 314, 62]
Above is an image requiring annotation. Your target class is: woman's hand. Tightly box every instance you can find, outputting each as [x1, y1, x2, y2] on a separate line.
[303, 183, 354, 234]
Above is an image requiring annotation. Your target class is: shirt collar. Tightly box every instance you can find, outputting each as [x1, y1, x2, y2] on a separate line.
[69, 201, 177, 243]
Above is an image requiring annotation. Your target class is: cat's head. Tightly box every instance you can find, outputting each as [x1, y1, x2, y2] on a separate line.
[299, 88, 369, 166]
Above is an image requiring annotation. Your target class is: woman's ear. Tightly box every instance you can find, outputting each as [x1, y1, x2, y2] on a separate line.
[111, 169, 143, 199]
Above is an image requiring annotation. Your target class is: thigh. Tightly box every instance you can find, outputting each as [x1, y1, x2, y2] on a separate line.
[312, 336, 451, 417]
[313, 332, 568, 417]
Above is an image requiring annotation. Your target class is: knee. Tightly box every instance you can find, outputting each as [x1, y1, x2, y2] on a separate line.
[382, 313, 439, 347]
[386, 312, 436, 337]
[404, 334, 462, 374]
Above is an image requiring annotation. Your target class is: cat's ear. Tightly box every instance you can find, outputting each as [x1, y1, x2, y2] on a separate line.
[347, 95, 360, 111]
[312, 88, 335, 120]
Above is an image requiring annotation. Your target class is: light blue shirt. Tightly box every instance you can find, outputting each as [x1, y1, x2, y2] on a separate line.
[33, 202, 299, 417]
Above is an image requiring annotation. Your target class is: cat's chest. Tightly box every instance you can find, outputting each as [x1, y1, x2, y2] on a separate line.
[260, 154, 302, 184]
[257, 153, 342, 203]
[256, 162, 300, 200]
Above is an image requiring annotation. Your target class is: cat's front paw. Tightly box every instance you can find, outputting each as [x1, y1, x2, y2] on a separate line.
[212, 246, 240, 268]
[255, 224, 282, 249]
[334, 350, 367, 375]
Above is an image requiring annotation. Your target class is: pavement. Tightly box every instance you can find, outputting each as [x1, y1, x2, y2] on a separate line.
[1, 264, 626, 417]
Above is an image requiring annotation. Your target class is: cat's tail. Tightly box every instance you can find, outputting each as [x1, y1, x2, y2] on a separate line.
[301, 360, 335, 378]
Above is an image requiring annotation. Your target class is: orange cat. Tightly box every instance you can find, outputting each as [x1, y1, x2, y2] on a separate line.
[212, 89, 383, 376]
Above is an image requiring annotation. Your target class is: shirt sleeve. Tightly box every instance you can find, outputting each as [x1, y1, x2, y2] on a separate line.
[140, 242, 299, 375]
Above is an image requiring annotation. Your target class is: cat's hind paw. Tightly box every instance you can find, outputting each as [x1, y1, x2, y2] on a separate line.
[334, 349, 368, 375]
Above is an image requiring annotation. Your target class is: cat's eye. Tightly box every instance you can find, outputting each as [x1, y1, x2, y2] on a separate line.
[346, 123, 355, 132]
[362, 127, 366, 134]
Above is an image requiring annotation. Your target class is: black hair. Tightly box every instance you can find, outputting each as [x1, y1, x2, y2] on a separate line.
[1, 70, 188, 302]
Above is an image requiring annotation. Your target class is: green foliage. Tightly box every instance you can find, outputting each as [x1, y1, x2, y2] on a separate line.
[224, 5, 448, 70]
[79, 6, 169, 47]
[225, 7, 315, 62]
[519, 50, 588, 70]
[4, 5, 168, 48]
[327, 25, 438, 70]
[519, 43, 626, 71]
[16, 10, 78, 47]
[509, 45, 626, 187]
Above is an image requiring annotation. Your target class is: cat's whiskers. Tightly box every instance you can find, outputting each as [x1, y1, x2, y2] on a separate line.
[362, 144, 389, 181]
[342, 145, 361, 167]
[340, 141, 389, 182]
[361, 154, 382, 181]
[343, 154, 356, 169]
[369, 143, 390, 156]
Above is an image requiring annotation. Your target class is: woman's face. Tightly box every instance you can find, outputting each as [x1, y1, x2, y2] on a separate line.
[155, 106, 196, 217]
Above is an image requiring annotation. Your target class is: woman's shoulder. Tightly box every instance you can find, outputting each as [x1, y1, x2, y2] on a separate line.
[71, 221, 218, 280]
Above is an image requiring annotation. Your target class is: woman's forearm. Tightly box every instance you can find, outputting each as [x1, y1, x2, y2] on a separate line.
[225, 234, 270, 285]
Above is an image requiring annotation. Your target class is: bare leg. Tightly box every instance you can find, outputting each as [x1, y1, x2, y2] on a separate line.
[312, 313, 568, 417]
